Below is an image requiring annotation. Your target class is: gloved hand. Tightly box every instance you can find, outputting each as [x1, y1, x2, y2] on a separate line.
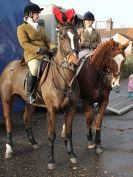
[48, 47, 57, 58]
[80, 42, 90, 49]
[89, 43, 97, 50]
[38, 48, 48, 55]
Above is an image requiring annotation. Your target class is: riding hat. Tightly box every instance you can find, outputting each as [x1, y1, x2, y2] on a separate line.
[24, 2, 43, 15]
[83, 11, 95, 21]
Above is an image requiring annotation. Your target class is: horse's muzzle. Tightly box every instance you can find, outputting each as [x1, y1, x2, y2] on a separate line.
[111, 85, 120, 93]
[111, 76, 120, 90]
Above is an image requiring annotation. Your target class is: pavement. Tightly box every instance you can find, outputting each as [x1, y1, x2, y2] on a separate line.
[0, 78, 133, 177]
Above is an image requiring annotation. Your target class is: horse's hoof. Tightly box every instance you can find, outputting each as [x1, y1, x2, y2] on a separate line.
[32, 144, 40, 150]
[87, 141, 95, 149]
[95, 145, 104, 154]
[5, 144, 13, 159]
[5, 152, 13, 159]
[70, 157, 78, 164]
[69, 153, 78, 164]
[47, 163, 56, 170]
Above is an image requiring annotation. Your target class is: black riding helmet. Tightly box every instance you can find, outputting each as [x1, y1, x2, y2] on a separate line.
[24, 2, 43, 16]
[83, 11, 95, 21]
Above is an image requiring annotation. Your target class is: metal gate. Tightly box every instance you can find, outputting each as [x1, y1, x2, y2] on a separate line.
[95, 18, 113, 41]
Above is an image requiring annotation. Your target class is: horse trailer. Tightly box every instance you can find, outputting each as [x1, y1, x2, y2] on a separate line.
[39, 4, 83, 44]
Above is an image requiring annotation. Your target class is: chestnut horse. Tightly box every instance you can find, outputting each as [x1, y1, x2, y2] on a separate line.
[62, 39, 129, 153]
[0, 25, 80, 169]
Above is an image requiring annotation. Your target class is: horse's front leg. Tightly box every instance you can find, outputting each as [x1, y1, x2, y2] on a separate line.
[23, 104, 39, 149]
[2, 101, 13, 158]
[47, 107, 57, 170]
[82, 100, 95, 149]
[94, 100, 108, 154]
[64, 106, 78, 164]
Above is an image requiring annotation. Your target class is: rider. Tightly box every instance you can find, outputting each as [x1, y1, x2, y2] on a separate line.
[77, 11, 101, 59]
[17, 2, 57, 104]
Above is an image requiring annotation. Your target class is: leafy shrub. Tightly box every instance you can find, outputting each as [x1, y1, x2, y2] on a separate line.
[122, 54, 133, 78]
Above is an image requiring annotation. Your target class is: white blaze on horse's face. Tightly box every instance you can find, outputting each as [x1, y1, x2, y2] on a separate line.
[111, 54, 125, 89]
[67, 30, 79, 65]
[114, 54, 124, 72]
[67, 31, 75, 51]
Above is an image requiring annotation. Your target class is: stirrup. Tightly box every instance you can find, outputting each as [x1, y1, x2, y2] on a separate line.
[27, 95, 36, 104]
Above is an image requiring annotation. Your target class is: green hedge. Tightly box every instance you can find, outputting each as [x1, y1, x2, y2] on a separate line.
[122, 54, 133, 78]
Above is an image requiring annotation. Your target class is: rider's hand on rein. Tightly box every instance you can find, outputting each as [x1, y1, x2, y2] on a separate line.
[38, 48, 48, 55]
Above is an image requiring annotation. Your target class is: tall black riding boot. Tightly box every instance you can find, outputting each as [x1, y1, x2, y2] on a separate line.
[27, 72, 37, 104]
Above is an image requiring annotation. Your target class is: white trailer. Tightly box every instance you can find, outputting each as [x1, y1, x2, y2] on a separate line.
[39, 4, 83, 43]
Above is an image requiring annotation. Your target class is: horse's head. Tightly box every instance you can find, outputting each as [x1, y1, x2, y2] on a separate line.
[53, 7, 80, 68]
[92, 39, 129, 90]
[108, 39, 129, 89]
[56, 25, 80, 67]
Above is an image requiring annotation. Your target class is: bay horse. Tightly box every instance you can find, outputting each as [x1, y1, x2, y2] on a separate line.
[0, 25, 80, 169]
[62, 39, 129, 153]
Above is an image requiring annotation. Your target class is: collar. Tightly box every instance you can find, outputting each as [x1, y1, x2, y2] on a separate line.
[25, 17, 39, 30]
[86, 27, 92, 34]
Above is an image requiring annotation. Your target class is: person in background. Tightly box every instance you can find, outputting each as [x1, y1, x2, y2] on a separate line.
[77, 11, 101, 59]
[17, 2, 57, 104]
[128, 74, 133, 98]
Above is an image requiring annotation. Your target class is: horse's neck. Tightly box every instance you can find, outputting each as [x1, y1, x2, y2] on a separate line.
[54, 45, 64, 64]
[91, 46, 111, 70]
[53, 48, 74, 86]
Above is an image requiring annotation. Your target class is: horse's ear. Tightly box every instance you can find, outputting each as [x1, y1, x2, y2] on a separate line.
[109, 38, 115, 46]
[120, 41, 130, 50]
[71, 15, 78, 26]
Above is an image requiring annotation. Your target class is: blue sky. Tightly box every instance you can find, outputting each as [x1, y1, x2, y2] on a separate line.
[31, 0, 132, 28]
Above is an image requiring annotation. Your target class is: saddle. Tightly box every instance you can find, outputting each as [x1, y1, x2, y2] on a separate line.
[21, 57, 49, 80]
[23, 60, 50, 106]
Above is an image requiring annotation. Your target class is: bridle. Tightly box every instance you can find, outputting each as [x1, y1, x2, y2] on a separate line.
[99, 68, 112, 81]
[57, 26, 79, 70]
[47, 25, 80, 96]
[99, 51, 125, 82]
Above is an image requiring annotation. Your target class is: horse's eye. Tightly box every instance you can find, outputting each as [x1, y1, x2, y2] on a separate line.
[59, 31, 64, 40]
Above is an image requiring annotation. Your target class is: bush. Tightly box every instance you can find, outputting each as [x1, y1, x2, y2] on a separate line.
[122, 54, 133, 78]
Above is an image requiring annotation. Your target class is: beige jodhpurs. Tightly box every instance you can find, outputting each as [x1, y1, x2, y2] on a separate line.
[79, 49, 93, 59]
[27, 59, 42, 76]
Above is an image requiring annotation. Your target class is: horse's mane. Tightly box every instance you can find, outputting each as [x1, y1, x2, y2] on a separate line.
[90, 39, 117, 62]
[88, 39, 120, 74]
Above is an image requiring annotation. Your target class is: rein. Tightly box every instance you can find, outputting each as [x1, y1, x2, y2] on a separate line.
[50, 63, 72, 96]
[58, 25, 75, 31]
[42, 57, 84, 97]
[99, 68, 112, 81]
[69, 57, 87, 87]
[43, 25, 80, 112]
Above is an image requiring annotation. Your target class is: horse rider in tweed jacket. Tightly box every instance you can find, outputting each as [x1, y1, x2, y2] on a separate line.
[17, 2, 57, 104]
[77, 11, 101, 59]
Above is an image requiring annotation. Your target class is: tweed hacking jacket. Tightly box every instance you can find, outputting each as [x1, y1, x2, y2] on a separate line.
[77, 27, 101, 49]
[17, 22, 56, 62]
